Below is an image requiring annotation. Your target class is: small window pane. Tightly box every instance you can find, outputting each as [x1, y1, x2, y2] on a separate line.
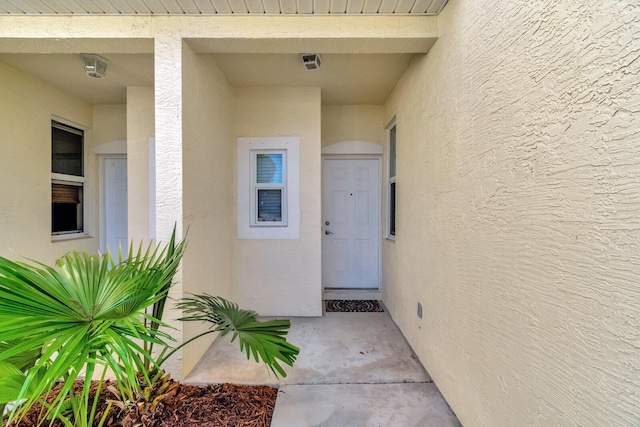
[257, 189, 282, 222]
[52, 184, 83, 233]
[257, 154, 283, 184]
[389, 125, 396, 178]
[389, 182, 396, 236]
[52, 125, 83, 176]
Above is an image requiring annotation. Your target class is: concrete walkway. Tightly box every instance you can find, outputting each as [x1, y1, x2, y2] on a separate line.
[186, 311, 461, 427]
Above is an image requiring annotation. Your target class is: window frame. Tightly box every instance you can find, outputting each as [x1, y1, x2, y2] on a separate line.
[250, 150, 288, 227]
[51, 119, 87, 238]
[237, 137, 300, 240]
[387, 119, 396, 240]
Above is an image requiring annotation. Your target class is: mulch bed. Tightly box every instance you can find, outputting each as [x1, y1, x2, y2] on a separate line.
[325, 299, 384, 312]
[6, 379, 277, 427]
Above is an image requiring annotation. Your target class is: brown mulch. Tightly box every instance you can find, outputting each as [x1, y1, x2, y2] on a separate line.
[6, 379, 277, 427]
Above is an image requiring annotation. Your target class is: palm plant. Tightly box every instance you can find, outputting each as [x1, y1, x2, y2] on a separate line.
[0, 236, 184, 426]
[0, 231, 300, 426]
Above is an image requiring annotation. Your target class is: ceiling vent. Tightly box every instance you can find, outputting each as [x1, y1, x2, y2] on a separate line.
[301, 53, 322, 70]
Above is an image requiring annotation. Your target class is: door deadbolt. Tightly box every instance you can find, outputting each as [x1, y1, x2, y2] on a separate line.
[325, 221, 330, 226]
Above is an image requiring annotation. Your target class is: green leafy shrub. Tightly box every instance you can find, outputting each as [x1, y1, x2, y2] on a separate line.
[0, 231, 299, 426]
[0, 237, 184, 426]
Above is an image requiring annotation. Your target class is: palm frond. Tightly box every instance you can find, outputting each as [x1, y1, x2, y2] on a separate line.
[0, 362, 27, 405]
[175, 294, 299, 378]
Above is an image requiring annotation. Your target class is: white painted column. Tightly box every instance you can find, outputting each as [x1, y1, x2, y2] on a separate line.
[154, 36, 184, 379]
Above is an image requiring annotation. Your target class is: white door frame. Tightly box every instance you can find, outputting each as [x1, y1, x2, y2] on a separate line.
[321, 141, 383, 292]
[99, 155, 128, 255]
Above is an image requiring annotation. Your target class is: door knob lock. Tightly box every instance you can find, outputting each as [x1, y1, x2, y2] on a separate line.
[325, 230, 334, 235]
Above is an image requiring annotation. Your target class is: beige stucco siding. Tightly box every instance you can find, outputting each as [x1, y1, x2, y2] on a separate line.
[0, 62, 98, 263]
[232, 87, 323, 317]
[181, 48, 234, 375]
[321, 105, 385, 148]
[126, 87, 155, 244]
[93, 105, 126, 147]
[383, 0, 640, 426]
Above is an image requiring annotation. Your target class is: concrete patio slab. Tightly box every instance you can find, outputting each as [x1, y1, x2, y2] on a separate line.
[185, 311, 461, 426]
[271, 383, 462, 427]
[186, 312, 430, 386]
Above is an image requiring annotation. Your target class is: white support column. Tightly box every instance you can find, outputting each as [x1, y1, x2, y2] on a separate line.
[154, 35, 184, 379]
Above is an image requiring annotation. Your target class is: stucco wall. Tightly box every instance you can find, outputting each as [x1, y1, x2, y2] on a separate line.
[181, 48, 234, 374]
[321, 105, 385, 147]
[126, 87, 154, 243]
[0, 62, 98, 263]
[383, 0, 640, 426]
[232, 87, 323, 317]
[93, 104, 126, 147]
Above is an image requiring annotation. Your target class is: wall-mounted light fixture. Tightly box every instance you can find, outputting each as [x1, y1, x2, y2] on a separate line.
[301, 53, 322, 70]
[80, 54, 109, 78]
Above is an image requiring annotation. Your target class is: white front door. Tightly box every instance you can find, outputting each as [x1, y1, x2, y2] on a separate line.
[101, 157, 128, 258]
[322, 158, 380, 289]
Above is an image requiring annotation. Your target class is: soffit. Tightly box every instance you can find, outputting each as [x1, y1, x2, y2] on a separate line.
[0, 0, 448, 15]
[213, 53, 414, 105]
[0, 53, 154, 104]
[0, 51, 414, 105]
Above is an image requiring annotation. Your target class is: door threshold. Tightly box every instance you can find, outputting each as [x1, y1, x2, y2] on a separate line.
[323, 289, 381, 301]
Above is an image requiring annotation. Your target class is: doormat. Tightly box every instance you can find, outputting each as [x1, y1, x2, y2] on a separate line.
[325, 300, 384, 312]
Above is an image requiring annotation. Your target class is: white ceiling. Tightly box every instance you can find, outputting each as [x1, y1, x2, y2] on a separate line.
[0, 0, 448, 15]
[0, 51, 416, 104]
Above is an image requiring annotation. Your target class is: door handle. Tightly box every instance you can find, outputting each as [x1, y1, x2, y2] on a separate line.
[325, 230, 334, 235]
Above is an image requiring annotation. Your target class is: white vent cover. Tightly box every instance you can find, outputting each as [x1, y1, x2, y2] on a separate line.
[301, 54, 322, 70]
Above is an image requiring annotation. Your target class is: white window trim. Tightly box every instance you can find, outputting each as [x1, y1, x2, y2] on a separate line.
[237, 137, 300, 239]
[51, 119, 89, 240]
[386, 119, 396, 240]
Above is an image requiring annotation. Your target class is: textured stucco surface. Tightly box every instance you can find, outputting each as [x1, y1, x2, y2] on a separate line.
[383, 0, 640, 426]
[126, 87, 154, 243]
[181, 46, 234, 374]
[321, 105, 385, 148]
[93, 105, 126, 147]
[0, 62, 98, 262]
[232, 87, 323, 317]
[153, 36, 185, 378]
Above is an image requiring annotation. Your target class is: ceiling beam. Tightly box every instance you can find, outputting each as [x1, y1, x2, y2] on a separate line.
[0, 15, 438, 54]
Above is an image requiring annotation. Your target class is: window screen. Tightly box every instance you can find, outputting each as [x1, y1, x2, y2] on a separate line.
[52, 121, 84, 235]
[252, 150, 286, 226]
[52, 122, 83, 176]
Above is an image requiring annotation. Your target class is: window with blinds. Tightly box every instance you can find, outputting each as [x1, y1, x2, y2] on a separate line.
[51, 120, 85, 235]
[252, 151, 287, 226]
